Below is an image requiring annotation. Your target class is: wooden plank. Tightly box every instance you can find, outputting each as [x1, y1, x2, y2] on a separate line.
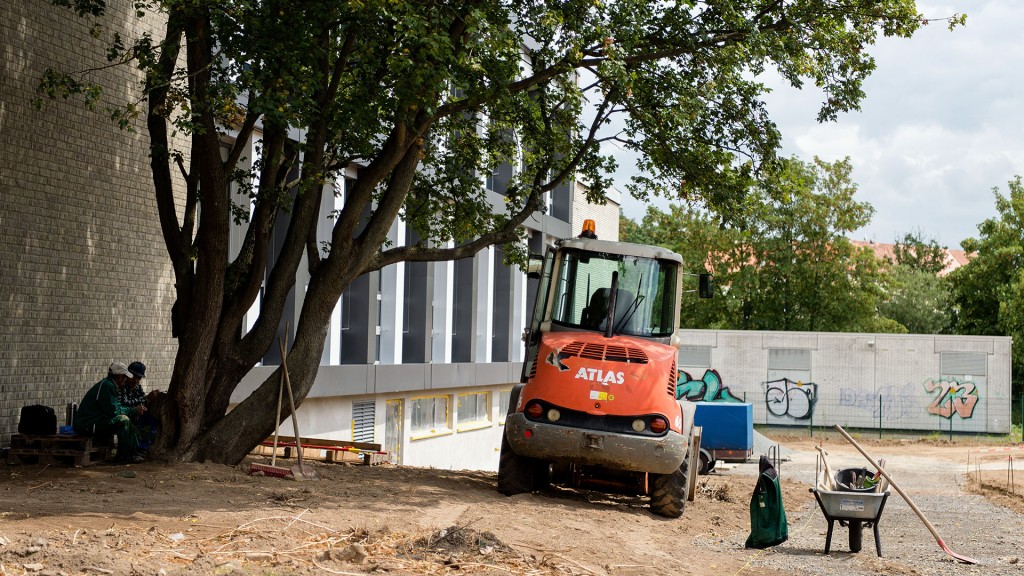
[266, 435, 381, 452]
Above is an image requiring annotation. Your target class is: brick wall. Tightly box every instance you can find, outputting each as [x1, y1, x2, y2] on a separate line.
[0, 1, 178, 440]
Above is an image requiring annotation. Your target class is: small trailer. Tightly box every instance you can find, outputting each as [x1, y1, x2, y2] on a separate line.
[692, 402, 753, 474]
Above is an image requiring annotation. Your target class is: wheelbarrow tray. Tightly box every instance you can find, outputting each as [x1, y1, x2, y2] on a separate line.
[811, 487, 890, 556]
[814, 487, 888, 520]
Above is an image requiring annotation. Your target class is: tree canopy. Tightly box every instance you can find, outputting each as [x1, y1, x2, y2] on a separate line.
[624, 156, 897, 333]
[40, 0, 957, 463]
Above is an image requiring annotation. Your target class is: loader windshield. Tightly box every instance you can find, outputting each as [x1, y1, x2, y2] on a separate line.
[551, 249, 677, 337]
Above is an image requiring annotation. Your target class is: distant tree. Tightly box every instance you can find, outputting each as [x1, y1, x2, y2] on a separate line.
[877, 265, 952, 334]
[892, 231, 948, 274]
[948, 176, 1024, 399]
[873, 231, 953, 334]
[625, 157, 891, 332]
[39, 0, 957, 464]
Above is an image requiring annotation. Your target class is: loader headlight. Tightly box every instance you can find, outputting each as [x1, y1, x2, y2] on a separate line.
[631, 419, 646, 432]
[547, 408, 561, 422]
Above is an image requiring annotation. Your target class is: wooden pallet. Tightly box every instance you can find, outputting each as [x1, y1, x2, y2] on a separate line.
[7, 434, 112, 467]
[254, 435, 390, 466]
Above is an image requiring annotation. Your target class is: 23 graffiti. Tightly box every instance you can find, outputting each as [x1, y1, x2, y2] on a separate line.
[924, 378, 979, 419]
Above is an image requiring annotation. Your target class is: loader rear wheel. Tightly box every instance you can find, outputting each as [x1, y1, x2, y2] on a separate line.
[650, 452, 690, 518]
[497, 434, 547, 495]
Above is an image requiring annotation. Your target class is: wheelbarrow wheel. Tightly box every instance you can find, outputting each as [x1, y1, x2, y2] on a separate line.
[848, 520, 863, 553]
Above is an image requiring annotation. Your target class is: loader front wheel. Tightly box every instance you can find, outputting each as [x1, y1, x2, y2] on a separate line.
[650, 453, 689, 518]
[497, 434, 547, 495]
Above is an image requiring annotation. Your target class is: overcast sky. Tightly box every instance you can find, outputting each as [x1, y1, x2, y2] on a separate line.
[616, 1, 1024, 251]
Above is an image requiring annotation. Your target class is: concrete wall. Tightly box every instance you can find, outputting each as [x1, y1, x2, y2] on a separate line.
[0, 1, 177, 437]
[676, 330, 1013, 434]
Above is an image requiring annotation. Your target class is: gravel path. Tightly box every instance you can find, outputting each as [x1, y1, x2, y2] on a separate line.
[715, 444, 1023, 576]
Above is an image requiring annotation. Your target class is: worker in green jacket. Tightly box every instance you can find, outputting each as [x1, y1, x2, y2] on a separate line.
[73, 362, 146, 464]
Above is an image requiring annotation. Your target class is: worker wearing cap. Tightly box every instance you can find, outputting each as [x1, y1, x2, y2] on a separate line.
[119, 361, 149, 410]
[73, 362, 145, 464]
[121, 361, 159, 454]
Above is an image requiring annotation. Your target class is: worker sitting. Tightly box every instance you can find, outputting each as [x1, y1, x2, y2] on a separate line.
[73, 362, 146, 464]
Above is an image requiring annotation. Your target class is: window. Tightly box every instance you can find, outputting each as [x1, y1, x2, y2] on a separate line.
[550, 249, 678, 337]
[458, 392, 491, 427]
[410, 395, 450, 434]
[498, 389, 512, 424]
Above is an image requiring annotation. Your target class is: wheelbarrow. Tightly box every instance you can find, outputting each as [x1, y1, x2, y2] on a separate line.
[810, 461, 890, 556]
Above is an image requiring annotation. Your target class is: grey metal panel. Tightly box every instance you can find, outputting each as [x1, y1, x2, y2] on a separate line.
[679, 346, 711, 368]
[454, 362, 478, 388]
[374, 364, 429, 394]
[474, 362, 518, 386]
[429, 363, 459, 390]
[940, 352, 987, 376]
[768, 348, 812, 371]
[311, 365, 373, 397]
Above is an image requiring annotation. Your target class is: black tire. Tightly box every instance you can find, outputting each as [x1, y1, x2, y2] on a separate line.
[848, 520, 863, 553]
[650, 453, 690, 518]
[550, 462, 573, 485]
[698, 450, 713, 475]
[497, 433, 547, 495]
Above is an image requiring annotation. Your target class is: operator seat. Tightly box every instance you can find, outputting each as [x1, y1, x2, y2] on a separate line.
[581, 288, 609, 329]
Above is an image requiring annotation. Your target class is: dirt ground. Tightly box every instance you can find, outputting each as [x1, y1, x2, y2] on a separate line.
[0, 434, 1021, 576]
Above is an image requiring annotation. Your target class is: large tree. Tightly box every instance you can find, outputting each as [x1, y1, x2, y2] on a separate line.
[41, 0, 956, 463]
[948, 176, 1024, 399]
[625, 156, 895, 333]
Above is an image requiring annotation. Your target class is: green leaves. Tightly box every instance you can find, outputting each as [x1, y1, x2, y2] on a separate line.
[625, 156, 882, 333]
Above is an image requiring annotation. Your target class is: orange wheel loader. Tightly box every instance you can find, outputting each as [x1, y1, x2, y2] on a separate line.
[498, 220, 712, 517]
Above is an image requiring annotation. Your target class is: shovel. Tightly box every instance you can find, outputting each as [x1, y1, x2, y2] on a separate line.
[834, 425, 976, 564]
[279, 334, 319, 481]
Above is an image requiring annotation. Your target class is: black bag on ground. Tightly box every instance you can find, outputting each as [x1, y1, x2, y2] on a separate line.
[18, 404, 57, 436]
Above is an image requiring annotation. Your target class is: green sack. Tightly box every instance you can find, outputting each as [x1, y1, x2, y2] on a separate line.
[745, 455, 788, 549]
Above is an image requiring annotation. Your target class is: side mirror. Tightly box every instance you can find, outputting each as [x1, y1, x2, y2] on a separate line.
[698, 274, 714, 299]
[525, 254, 544, 279]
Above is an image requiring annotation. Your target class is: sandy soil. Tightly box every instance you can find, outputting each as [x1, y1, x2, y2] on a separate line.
[0, 435, 1021, 576]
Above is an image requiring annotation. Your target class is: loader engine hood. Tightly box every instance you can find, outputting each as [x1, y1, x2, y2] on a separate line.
[521, 332, 682, 432]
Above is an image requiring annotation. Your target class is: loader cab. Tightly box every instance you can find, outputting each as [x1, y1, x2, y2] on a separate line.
[521, 222, 685, 383]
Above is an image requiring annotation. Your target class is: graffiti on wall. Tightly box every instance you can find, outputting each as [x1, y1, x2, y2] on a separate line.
[924, 378, 979, 419]
[676, 369, 743, 403]
[764, 378, 817, 420]
[838, 382, 917, 420]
